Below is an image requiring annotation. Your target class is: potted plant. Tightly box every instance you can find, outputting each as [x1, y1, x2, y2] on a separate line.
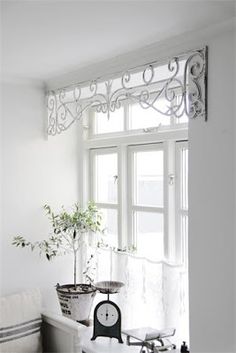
[12, 202, 103, 323]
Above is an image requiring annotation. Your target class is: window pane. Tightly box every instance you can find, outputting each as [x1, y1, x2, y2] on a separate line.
[133, 150, 163, 207]
[129, 101, 171, 130]
[95, 153, 118, 204]
[176, 113, 189, 124]
[93, 107, 124, 134]
[134, 211, 164, 260]
[175, 95, 189, 124]
[100, 208, 118, 248]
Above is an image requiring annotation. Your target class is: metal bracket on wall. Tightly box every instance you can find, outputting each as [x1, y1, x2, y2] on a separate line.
[46, 47, 208, 136]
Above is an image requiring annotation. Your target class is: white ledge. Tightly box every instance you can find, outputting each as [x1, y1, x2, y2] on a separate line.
[42, 310, 85, 336]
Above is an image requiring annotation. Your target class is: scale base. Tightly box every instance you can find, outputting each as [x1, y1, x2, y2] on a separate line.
[123, 327, 176, 352]
[91, 333, 123, 343]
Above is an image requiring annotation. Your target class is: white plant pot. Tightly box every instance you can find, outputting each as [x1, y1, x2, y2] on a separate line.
[56, 284, 96, 322]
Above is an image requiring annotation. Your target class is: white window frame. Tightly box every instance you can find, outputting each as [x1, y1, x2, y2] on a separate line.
[79, 109, 188, 263]
[175, 141, 189, 265]
[90, 147, 119, 209]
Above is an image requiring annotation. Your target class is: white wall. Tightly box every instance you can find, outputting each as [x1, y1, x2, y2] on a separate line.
[0, 80, 80, 312]
[188, 29, 235, 353]
[234, 16, 236, 352]
[0, 77, 3, 297]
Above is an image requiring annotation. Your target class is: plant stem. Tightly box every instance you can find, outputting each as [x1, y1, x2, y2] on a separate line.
[74, 249, 77, 290]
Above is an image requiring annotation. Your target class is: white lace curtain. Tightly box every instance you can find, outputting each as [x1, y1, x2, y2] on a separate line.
[93, 247, 189, 346]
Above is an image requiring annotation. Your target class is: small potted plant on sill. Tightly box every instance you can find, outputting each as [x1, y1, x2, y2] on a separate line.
[12, 202, 103, 323]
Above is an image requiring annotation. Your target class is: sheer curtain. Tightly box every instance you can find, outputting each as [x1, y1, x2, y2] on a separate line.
[94, 247, 189, 345]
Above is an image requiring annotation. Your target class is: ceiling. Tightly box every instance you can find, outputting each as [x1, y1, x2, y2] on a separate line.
[1, 0, 235, 83]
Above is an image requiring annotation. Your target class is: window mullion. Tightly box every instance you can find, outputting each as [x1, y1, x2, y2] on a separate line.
[89, 149, 95, 203]
[124, 101, 129, 132]
[118, 145, 128, 250]
[127, 146, 134, 249]
[163, 141, 169, 260]
[95, 203, 118, 209]
[132, 205, 164, 213]
[166, 140, 176, 261]
[79, 117, 89, 207]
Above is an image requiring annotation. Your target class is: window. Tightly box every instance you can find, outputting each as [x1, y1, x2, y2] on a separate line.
[82, 101, 189, 344]
[89, 91, 188, 139]
[129, 100, 171, 129]
[90, 148, 119, 248]
[91, 108, 125, 135]
[128, 145, 164, 260]
[84, 102, 188, 263]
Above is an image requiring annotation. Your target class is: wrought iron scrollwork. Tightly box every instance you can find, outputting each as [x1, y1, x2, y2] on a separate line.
[47, 47, 207, 136]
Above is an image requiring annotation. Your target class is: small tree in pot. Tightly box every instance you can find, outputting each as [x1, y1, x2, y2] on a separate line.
[12, 202, 103, 323]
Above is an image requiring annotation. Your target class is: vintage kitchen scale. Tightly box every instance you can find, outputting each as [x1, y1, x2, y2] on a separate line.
[91, 281, 124, 343]
[123, 327, 176, 352]
[91, 281, 177, 352]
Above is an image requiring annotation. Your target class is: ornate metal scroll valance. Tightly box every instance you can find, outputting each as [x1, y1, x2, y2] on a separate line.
[47, 47, 208, 136]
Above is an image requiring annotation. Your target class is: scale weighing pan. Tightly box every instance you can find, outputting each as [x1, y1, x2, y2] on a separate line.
[94, 281, 124, 294]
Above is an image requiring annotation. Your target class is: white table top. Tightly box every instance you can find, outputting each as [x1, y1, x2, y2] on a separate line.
[80, 327, 180, 353]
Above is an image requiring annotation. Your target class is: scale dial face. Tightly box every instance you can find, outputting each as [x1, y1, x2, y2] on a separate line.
[96, 302, 119, 327]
